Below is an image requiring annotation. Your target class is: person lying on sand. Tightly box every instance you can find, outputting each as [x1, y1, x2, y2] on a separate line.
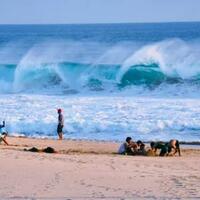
[166, 139, 181, 156]
[0, 121, 9, 145]
[150, 141, 168, 156]
[118, 137, 138, 155]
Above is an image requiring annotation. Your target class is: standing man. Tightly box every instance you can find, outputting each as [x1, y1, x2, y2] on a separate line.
[57, 109, 64, 140]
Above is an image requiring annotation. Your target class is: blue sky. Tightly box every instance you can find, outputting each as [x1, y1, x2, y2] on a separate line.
[0, 0, 200, 24]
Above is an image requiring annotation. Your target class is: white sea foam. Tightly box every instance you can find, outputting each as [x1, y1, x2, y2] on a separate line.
[0, 94, 200, 142]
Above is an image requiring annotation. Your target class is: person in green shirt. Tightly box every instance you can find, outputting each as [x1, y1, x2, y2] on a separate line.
[150, 141, 168, 156]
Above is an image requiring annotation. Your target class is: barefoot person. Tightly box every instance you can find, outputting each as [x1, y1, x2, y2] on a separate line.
[118, 137, 138, 155]
[150, 141, 168, 156]
[136, 140, 146, 155]
[0, 121, 9, 145]
[57, 109, 64, 140]
[167, 139, 181, 156]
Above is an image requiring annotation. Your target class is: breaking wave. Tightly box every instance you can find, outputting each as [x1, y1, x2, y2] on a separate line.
[0, 39, 200, 94]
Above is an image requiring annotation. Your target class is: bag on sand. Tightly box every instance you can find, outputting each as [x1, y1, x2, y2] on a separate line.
[43, 147, 56, 153]
[25, 146, 56, 153]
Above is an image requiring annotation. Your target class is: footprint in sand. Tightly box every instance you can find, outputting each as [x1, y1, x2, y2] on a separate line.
[80, 180, 85, 186]
[86, 184, 92, 188]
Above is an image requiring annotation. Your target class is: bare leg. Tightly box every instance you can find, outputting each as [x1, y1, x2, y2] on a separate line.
[2, 137, 9, 145]
[58, 132, 63, 140]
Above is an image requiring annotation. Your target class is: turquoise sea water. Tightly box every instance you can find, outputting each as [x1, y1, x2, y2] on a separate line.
[0, 23, 200, 142]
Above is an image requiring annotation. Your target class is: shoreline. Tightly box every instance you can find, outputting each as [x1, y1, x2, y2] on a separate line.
[7, 135, 200, 145]
[1, 136, 200, 156]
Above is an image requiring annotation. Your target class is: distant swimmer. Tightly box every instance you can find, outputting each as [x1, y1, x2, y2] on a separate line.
[0, 121, 9, 145]
[57, 109, 64, 140]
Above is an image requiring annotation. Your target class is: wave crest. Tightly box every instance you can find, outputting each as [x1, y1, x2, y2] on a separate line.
[0, 39, 200, 94]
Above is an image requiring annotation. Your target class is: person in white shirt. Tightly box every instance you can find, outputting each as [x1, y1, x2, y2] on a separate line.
[118, 137, 137, 155]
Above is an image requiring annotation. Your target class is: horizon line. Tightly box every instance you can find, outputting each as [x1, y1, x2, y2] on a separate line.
[0, 20, 200, 26]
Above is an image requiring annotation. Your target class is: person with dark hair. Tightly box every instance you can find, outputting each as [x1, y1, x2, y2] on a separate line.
[126, 137, 132, 143]
[136, 140, 146, 155]
[136, 140, 145, 151]
[118, 137, 137, 155]
[150, 141, 168, 156]
[167, 139, 181, 156]
[0, 121, 6, 131]
[0, 121, 9, 145]
[57, 109, 64, 140]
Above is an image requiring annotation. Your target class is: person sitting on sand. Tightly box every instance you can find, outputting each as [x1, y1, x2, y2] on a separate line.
[150, 141, 168, 156]
[57, 108, 64, 140]
[118, 137, 137, 155]
[136, 140, 145, 151]
[166, 139, 181, 156]
[0, 121, 9, 145]
[136, 140, 146, 155]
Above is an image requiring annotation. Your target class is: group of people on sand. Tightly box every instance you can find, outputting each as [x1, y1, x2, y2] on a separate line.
[56, 109, 181, 158]
[118, 137, 181, 156]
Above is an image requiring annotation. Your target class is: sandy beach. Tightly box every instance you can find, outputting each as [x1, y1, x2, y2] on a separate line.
[0, 137, 199, 199]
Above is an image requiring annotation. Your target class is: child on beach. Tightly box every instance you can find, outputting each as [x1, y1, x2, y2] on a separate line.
[0, 121, 9, 145]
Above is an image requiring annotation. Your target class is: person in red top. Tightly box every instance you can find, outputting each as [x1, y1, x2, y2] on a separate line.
[57, 109, 64, 140]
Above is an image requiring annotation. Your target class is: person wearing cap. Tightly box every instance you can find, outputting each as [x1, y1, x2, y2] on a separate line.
[57, 109, 64, 140]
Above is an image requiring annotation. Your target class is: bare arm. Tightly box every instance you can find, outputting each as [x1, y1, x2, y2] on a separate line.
[153, 148, 158, 153]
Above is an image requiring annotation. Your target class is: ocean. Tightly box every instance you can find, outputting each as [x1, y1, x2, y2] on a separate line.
[0, 22, 200, 142]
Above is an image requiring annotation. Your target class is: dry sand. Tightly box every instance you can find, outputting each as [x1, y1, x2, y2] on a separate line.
[0, 137, 200, 199]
